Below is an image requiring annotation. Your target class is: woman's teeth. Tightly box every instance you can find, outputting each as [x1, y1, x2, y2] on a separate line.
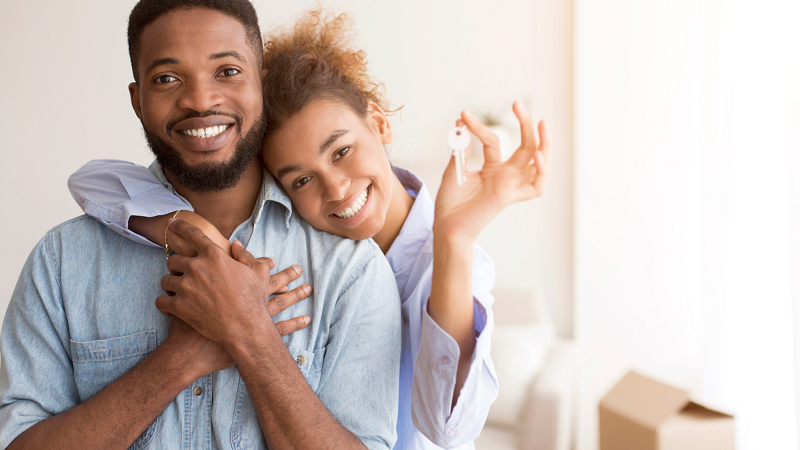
[179, 124, 229, 138]
[334, 188, 369, 219]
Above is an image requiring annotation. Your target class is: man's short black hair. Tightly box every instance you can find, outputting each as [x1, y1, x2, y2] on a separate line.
[128, 0, 263, 83]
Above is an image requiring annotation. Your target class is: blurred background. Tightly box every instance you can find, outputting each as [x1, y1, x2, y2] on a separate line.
[0, 0, 798, 449]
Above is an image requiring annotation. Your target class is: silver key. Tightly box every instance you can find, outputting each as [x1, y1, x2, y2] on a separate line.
[447, 126, 470, 185]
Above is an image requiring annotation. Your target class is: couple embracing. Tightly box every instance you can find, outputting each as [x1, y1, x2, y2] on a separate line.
[0, 0, 551, 449]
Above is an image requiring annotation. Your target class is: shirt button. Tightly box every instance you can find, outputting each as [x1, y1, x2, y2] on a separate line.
[193, 386, 203, 396]
[296, 355, 307, 366]
[442, 357, 450, 364]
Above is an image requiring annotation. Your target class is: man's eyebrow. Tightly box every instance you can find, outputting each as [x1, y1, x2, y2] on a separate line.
[320, 130, 349, 154]
[276, 164, 302, 180]
[145, 57, 179, 75]
[210, 51, 247, 63]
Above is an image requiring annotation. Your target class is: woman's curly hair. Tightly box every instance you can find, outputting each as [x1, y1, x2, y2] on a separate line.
[261, 9, 399, 140]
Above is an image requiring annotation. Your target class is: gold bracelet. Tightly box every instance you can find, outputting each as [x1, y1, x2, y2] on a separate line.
[164, 211, 180, 260]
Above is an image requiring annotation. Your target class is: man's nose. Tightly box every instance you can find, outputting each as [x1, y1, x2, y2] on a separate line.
[176, 78, 223, 112]
[323, 175, 351, 202]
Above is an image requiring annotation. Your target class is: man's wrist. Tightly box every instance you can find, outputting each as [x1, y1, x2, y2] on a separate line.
[146, 343, 199, 391]
[224, 317, 283, 367]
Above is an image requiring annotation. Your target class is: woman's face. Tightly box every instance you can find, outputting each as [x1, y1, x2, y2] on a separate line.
[263, 98, 394, 241]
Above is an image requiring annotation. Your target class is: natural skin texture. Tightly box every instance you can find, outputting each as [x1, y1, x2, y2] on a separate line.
[8, 9, 358, 450]
[129, 98, 551, 413]
[265, 98, 550, 408]
[430, 102, 550, 405]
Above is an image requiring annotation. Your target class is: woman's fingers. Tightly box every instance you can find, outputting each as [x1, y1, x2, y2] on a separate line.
[538, 120, 551, 161]
[514, 101, 537, 149]
[507, 103, 541, 168]
[267, 283, 312, 317]
[461, 110, 501, 164]
[532, 150, 548, 193]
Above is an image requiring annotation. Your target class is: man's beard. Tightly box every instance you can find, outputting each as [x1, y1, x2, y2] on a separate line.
[144, 110, 267, 193]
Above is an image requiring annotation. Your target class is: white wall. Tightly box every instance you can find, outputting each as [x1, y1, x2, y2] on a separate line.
[0, 1, 573, 338]
[574, 0, 799, 449]
[258, 0, 575, 336]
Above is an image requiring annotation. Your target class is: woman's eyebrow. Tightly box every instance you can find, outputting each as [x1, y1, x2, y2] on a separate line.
[319, 130, 349, 154]
[276, 129, 351, 180]
[276, 164, 301, 180]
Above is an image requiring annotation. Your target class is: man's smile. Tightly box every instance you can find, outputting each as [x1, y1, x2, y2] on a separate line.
[170, 115, 238, 152]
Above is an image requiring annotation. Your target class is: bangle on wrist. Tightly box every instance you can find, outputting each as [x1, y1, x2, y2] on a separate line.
[164, 211, 180, 260]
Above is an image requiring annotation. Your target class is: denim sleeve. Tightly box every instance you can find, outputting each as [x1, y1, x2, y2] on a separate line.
[0, 234, 81, 448]
[315, 251, 402, 450]
[67, 159, 192, 248]
[410, 244, 499, 448]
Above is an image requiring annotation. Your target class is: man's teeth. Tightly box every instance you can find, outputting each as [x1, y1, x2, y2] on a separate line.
[179, 124, 229, 138]
[334, 189, 369, 219]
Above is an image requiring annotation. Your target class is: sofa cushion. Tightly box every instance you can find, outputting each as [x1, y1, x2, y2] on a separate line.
[486, 323, 555, 427]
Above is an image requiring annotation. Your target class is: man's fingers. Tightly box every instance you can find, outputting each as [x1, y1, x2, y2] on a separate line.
[268, 264, 303, 294]
[260, 256, 277, 270]
[274, 315, 311, 337]
[155, 294, 175, 316]
[231, 240, 261, 270]
[166, 253, 192, 275]
[160, 273, 180, 296]
[267, 284, 312, 317]
[168, 218, 217, 254]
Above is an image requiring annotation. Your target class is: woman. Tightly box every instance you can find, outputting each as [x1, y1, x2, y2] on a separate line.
[69, 10, 550, 450]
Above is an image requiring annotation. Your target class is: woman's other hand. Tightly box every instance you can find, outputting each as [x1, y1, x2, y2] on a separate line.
[434, 101, 551, 243]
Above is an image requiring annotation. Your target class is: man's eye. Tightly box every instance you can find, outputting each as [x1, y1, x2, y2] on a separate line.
[293, 176, 311, 188]
[154, 75, 177, 84]
[333, 146, 351, 161]
[220, 68, 241, 77]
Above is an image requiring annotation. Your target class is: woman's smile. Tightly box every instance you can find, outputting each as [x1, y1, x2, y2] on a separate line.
[331, 184, 371, 222]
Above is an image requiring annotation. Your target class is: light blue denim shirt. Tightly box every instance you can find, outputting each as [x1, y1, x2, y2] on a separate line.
[0, 161, 402, 450]
[64, 161, 498, 450]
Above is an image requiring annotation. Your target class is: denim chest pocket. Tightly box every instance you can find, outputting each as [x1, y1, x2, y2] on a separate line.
[231, 347, 325, 449]
[70, 330, 159, 450]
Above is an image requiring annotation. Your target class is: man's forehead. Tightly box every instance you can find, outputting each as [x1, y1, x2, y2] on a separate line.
[138, 8, 255, 68]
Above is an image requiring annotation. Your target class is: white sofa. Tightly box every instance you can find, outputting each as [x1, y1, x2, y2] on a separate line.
[474, 289, 574, 450]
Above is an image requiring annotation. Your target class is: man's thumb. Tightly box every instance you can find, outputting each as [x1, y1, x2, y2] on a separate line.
[231, 240, 257, 266]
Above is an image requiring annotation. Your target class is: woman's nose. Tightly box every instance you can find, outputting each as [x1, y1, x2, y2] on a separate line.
[323, 175, 351, 202]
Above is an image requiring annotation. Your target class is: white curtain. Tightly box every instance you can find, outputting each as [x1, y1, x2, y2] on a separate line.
[575, 0, 800, 448]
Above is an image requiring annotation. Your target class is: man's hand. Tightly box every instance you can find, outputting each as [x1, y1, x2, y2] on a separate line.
[156, 219, 310, 347]
[162, 315, 234, 380]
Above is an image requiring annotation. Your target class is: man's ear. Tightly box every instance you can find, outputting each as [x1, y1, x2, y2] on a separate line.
[367, 102, 393, 145]
[129, 82, 143, 121]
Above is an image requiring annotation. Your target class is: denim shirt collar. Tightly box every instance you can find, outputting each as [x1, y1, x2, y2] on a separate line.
[147, 161, 294, 229]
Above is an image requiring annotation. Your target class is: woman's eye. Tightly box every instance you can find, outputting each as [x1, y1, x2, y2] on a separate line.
[219, 68, 241, 77]
[154, 75, 178, 84]
[333, 146, 351, 161]
[293, 176, 311, 188]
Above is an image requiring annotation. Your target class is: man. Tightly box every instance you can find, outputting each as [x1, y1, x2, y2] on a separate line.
[0, 1, 401, 449]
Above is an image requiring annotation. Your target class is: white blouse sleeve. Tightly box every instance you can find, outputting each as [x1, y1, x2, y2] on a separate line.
[67, 159, 193, 247]
[410, 243, 499, 448]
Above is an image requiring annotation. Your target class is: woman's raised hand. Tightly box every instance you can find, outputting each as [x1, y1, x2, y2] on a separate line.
[434, 101, 550, 243]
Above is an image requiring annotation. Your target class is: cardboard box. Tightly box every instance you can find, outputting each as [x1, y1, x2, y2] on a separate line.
[599, 371, 735, 450]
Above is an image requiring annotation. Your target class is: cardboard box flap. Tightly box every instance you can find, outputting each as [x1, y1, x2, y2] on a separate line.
[600, 372, 690, 430]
